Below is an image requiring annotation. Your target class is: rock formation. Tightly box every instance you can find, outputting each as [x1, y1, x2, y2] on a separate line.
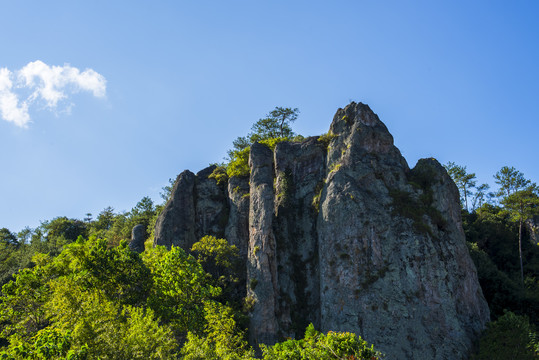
[527, 215, 539, 245]
[129, 224, 146, 253]
[154, 102, 490, 360]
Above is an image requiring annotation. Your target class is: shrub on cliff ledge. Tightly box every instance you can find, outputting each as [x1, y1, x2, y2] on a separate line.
[226, 107, 301, 178]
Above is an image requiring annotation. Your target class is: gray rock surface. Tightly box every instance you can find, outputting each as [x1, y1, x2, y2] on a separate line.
[317, 103, 489, 359]
[527, 215, 539, 245]
[195, 165, 229, 240]
[247, 142, 279, 346]
[154, 170, 197, 249]
[224, 175, 250, 302]
[225, 175, 250, 260]
[129, 224, 146, 253]
[153, 102, 490, 359]
[272, 138, 326, 337]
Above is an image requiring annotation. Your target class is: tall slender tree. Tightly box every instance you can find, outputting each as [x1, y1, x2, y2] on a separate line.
[471, 183, 491, 210]
[494, 166, 530, 198]
[501, 183, 539, 284]
[444, 162, 477, 210]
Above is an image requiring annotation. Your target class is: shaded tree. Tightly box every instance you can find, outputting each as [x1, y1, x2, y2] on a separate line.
[494, 166, 531, 198]
[160, 178, 175, 203]
[471, 183, 491, 210]
[475, 311, 537, 360]
[0, 229, 18, 246]
[41, 217, 87, 248]
[444, 162, 477, 210]
[502, 183, 539, 284]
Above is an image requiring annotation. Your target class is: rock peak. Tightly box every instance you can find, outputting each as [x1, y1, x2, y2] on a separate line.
[154, 102, 489, 359]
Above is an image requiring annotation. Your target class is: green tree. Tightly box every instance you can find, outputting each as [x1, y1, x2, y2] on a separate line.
[39, 217, 88, 252]
[143, 246, 220, 336]
[0, 229, 22, 285]
[225, 107, 300, 178]
[77, 238, 153, 306]
[127, 196, 156, 238]
[180, 301, 254, 360]
[191, 236, 240, 277]
[0, 229, 18, 246]
[230, 107, 299, 156]
[501, 184, 539, 284]
[494, 166, 531, 198]
[88, 207, 115, 238]
[249, 107, 299, 142]
[0, 327, 89, 360]
[160, 177, 176, 203]
[0, 237, 179, 359]
[0, 260, 51, 341]
[261, 323, 382, 360]
[191, 236, 241, 305]
[444, 162, 477, 210]
[475, 311, 538, 360]
[46, 280, 176, 360]
[471, 183, 491, 210]
[17, 227, 33, 246]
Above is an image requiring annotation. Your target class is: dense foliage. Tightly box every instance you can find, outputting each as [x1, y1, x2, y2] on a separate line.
[0, 231, 381, 359]
[445, 163, 539, 357]
[473, 311, 538, 360]
[261, 324, 382, 360]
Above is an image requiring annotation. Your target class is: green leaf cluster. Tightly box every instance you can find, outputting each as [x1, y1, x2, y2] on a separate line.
[181, 301, 254, 360]
[261, 323, 383, 360]
[144, 245, 220, 335]
[0, 327, 88, 360]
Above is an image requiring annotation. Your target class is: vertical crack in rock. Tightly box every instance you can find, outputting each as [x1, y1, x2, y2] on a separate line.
[273, 138, 325, 338]
[225, 175, 250, 301]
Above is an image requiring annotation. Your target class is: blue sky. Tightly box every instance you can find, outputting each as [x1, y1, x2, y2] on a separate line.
[1, 1, 538, 232]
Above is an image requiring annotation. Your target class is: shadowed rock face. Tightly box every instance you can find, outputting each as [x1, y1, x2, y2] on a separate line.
[154, 170, 197, 250]
[194, 165, 229, 240]
[129, 224, 146, 253]
[153, 102, 490, 360]
[247, 143, 279, 346]
[317, 103, 489, 359]
[272, 138, 325, 337]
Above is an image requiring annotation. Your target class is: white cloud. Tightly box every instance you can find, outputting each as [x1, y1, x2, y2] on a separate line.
[0, 68, 30, 128]
[0, 61, 106, 128]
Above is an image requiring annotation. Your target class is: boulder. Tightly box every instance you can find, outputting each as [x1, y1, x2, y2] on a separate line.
[129, 224, 146, 253]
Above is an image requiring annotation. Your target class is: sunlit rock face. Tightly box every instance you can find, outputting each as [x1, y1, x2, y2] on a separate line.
[154, 102, 490, 360]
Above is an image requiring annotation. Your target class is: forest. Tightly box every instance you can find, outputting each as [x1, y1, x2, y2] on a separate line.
[0, 108, 538, 359]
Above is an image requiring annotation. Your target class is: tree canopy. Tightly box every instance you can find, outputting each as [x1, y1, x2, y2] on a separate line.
[224, 107, 302, 178]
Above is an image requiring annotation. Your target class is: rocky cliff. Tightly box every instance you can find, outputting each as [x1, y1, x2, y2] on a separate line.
[154, 102, 490, 360]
